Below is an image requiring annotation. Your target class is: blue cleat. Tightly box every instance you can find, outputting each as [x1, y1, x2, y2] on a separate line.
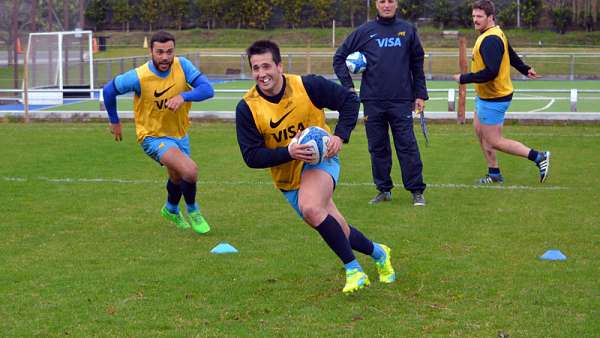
[536, 151, 551, 183]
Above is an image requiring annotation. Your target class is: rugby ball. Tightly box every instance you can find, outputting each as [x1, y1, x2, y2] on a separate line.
[345, 51, 367, 74]
[297, 126, 331, 164]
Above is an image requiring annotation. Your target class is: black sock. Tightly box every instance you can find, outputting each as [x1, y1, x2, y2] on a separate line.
[348, 226, 374, 256]
[528, 149, 539, 162]
[166, 179, 182, 206]
[488, 167, 501, 175]
[315, 215, 356, 264]
[180, 180, 197, 206]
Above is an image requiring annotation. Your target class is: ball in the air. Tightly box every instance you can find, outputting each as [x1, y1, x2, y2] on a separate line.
[345, 51, 367, 74]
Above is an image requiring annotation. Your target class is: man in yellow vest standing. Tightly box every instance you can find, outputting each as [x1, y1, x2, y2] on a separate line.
[103, 31, 214, 233]
[453, 0, 551, 184]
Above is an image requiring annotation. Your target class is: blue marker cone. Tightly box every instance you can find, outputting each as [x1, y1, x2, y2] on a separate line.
[539, 249, 567, 261]
[210, 242, 238, 254]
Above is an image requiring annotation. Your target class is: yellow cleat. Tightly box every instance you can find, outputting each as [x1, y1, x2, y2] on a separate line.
[375, 244, 396, 283]
[342, 269, 370, 294]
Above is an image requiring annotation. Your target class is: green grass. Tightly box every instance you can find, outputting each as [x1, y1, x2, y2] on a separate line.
[1, 122, 598, 336]
[94, 27, 600, 50]
[47, 80, 600, 113]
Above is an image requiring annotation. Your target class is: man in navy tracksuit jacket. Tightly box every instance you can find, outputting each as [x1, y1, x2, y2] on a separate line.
[333, 0, 428, 206]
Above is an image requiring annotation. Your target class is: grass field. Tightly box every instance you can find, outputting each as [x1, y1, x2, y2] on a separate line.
[1, 122, 598, 336]
[45, 80, 600, 113]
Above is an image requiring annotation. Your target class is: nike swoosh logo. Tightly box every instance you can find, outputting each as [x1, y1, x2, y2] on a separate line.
[154, 84, 175, 98]
[269, 108, 295, 129]
[369, 34, 377, 38]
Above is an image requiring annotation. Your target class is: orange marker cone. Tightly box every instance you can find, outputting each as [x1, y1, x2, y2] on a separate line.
[16, 37, 23, 54]
[92, 37, 99, 53]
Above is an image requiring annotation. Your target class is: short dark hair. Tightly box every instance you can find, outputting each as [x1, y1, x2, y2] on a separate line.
[246, 40, 281, 66]
[472, 0, 496, 17]
[150, 31, 175, 49]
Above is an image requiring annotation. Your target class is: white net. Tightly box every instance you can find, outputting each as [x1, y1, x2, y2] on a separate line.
[25, 30, 94, 105]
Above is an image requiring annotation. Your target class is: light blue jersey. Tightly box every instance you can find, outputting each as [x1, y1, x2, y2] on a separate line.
[114, 57, 203, 98]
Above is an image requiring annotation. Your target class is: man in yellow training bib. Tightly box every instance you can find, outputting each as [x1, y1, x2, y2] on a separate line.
[453, 0, 551, 184]
[236, 40, 396, 294]
[102, 31, 214, 233]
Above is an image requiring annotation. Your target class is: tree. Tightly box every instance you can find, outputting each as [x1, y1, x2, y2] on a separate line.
[276, 0, 304, 29]
[304, 0, 336, 28]
[168, 0, 189, 30]
[521, 0, 542, 29]
[85, 0, 110, 31]
[240, 0, 274, 29]
[551, 1, 573, 34]
[138, 0, 160, 31]
[339, 0, 363, 27]
[112, 0, 133, 32]
[456, 0, 473, 28]
[497, 2, 518, 28]
[0, 1, 32, 65]
[195, 0, 222, 29]
[398, 0, 422, 22]
[432, 0, 453, 29]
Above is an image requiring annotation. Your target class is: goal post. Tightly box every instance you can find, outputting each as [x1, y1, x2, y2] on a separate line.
[24, 30, 94, 107]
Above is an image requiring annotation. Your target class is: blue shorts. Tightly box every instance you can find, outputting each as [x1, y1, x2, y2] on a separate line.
[476, 97, 511, 125]
[141, 134, 191, 163]
[282, 156, 340, 218]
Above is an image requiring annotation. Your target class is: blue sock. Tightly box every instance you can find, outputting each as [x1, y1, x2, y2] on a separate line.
[344, 259, 362, 272]
[165, 202, 179, 214]
[488, 167, 501, 176]
[315, 215, 357, 266]
[166, 179, 181, 213]
[180, 180, 198, 213]
[186, 203, 199, 213]
[528, 149, 540, 163]
[371, 243, 386, 263]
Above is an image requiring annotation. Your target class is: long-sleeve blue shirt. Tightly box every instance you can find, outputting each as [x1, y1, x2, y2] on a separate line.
[103, 56, 214, 123]
[333, 15, 428, 107]
[235, 74, 360, 169]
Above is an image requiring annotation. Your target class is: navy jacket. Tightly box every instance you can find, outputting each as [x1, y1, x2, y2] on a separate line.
[334, 15, 428, 105]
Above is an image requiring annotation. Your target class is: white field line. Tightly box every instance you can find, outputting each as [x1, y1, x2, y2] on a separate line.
[1, 176, 570, 190]
[528, 99, 556, 113]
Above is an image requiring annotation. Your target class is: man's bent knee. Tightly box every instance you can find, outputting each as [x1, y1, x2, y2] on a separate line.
[300, 203, 327, 227]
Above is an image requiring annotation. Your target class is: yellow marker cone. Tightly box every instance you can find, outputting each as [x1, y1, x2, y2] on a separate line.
[143, 36, 148, 49]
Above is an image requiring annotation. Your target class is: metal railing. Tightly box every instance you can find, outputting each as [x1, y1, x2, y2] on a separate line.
[2, 88, 599, 115]
[3, 51, 600, 91]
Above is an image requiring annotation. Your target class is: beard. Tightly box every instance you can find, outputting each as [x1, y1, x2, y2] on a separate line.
[152, 58, 173, 71]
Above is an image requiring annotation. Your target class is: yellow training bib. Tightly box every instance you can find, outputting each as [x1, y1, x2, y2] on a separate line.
[133, 57, 192, 143]
[471, 26, 513, 99]
[243, 74, 331, 190]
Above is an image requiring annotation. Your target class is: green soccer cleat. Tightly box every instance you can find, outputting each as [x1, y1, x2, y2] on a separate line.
[342, 269, 370, 294]
[161, 206, 190, 229]
[375, 244, 396, 283]
[189, 210, 211, 234]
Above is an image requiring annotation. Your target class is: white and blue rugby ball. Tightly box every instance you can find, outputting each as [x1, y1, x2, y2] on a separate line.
[345, 51, 367, 74]
[297, 126, 331, 164]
